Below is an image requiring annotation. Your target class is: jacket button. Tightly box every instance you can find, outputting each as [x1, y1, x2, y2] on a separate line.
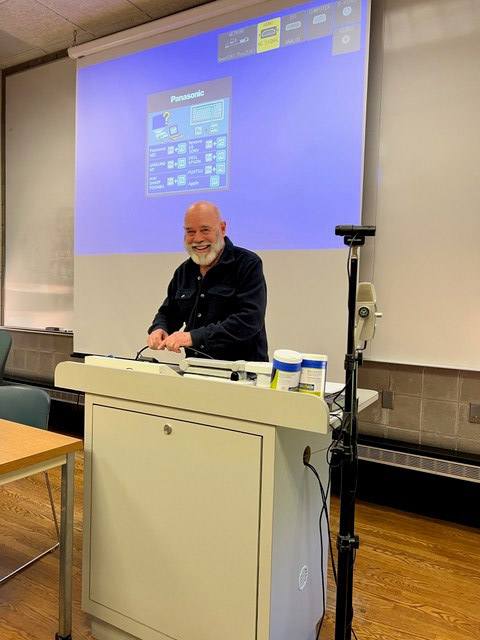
[200, 293, 205, 298]
[197, 276, 201, 280]
[200, 345, 205, 349]
[197, 313, 202, 318]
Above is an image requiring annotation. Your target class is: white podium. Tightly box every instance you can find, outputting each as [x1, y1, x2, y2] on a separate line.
[55, 360, 377, 640]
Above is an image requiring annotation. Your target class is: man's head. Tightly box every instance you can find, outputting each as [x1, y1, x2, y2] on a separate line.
[184, 201, 226, 266]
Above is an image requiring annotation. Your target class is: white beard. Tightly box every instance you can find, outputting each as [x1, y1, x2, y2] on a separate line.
[185, 234, 225, 266]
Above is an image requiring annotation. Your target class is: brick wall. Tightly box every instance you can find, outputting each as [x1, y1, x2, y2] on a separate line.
[4, 329, 77, 384]
[358, 361, 480, 455]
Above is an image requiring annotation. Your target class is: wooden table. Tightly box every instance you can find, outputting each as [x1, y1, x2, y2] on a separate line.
[0, 419, 83, 640]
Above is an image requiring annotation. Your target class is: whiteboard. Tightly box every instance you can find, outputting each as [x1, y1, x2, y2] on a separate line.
[361, 0, 480, 371]
[4, 57, 75, 331]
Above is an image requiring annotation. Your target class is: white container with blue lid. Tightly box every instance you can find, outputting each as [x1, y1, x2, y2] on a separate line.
[270, 349, 302, 392]
[299, 353, 328, 397]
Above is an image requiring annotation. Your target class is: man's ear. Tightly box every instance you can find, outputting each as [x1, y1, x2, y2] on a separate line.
[221, 220, 227, 236]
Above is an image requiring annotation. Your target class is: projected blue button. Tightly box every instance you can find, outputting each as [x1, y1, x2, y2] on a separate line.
[217, 150, 226, 162]
[307, 5, 332, 39]
[216, 163, 226, 174]
[333, 23, 361, 54]
[210, 176, 220, 187]
[177, 175, 187, 186]
[334, 0, 361, 26]
[217, 137, 226, 148]
[177, 143, 187, 154]
[177, 157, 187, 168]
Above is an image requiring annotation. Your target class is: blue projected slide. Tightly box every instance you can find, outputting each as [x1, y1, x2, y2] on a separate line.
[75, 0, 369, 255]
[147, 78, 231, 195]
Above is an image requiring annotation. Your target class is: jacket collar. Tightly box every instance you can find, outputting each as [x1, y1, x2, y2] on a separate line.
[217, 236, 235, 265]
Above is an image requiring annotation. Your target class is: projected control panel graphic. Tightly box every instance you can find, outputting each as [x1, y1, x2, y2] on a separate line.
[217, 0, 363, 61]
[147, 78, 231, 196]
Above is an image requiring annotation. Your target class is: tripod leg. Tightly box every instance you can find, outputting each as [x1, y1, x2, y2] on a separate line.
[334, 455, 357, 640]
[345, 453, 359, 637]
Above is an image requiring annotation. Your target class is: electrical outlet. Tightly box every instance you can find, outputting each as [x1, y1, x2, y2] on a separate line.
[382, 390, 394, 409]
[469, 403, 480, 424]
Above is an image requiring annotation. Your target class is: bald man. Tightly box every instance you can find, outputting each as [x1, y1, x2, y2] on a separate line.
[147, 201, 268, 361]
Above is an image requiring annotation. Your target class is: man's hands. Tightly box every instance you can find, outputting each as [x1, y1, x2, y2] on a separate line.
[147, 328, 168, 350]
[147, 329, 193, 353]
[161, 331, 193, 353]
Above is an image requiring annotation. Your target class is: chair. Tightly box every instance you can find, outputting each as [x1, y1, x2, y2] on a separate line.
[0, 385, 60, 584]
[0, 330, 12, 384]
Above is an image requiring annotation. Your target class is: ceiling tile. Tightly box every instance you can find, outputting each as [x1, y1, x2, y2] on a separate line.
[38, 0, 150, 36]
[0, 0, 90, 48]
[41, 30, 94, 54]
[129, 0, 213, 21]
[0, 27, 32, 57]
[88, 13, 151, 38]
[0, 46, 46, 69]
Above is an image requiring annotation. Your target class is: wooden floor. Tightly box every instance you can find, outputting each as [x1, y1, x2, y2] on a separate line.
[0, 452, 479, 640]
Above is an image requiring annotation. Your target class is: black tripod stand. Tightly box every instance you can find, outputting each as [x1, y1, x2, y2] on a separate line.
[332, 225, 376, 640]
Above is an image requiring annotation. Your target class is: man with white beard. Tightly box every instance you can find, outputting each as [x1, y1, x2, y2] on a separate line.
[147, 201, 268, 361]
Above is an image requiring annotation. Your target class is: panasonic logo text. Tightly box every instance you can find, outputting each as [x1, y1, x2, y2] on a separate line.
[171, 90, 205, 103]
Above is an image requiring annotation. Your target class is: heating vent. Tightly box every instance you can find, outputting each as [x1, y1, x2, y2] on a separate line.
[4, 380, 83, 405]
[49, 388, 84, 405]
[358, 444, 480, 484]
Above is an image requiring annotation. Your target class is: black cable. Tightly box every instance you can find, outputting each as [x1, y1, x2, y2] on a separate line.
[305, 462, 328, 638]
[346, 234, 358, 280]
[333, 394, 344, 413]
[187, 346, 214, 359]
[136, 343, 214, 360]
[321, 456, 338, 585]
[325, 372, 352, 414]
[135, 345, 149, 360]
[307, 443, 362, 639]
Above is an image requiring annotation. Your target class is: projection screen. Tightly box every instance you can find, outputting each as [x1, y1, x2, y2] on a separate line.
[72, 0, 371, 379]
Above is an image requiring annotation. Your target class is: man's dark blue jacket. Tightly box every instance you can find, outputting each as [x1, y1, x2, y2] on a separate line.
[148, 237, 268, 361]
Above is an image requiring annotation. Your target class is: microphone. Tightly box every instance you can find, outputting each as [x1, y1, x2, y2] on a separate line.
[355, 282, 382, 347]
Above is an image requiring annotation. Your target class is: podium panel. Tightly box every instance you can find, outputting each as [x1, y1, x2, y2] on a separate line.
[55, 360, 377, 640]
[89, 405, 261, 640]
